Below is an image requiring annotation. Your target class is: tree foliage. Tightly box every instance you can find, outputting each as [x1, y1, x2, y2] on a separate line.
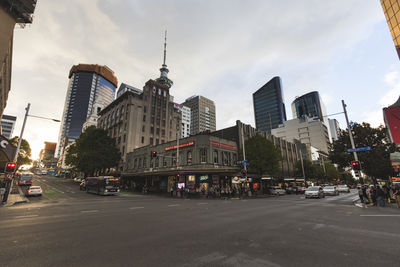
[9, 137, 32, 165]
[244, 134, 282, 177]
[329, 122, 395, 181]
[65, 126, 120, 176]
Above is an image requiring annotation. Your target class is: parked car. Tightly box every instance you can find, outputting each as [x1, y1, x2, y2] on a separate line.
[337, 184, 350, 193]
[26, 186, 42, 196]
[296, 187, 306, 194]
[323, 186, 339, 196]
[80, 180, 86, 191]
[305, 186, 325, 199]
[268, 186, 286, 195]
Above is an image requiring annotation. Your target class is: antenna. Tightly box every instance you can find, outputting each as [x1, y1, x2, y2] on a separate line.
[163, 30, 167, 66]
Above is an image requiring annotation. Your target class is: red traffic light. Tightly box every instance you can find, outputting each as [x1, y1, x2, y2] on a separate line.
[177, 173, 181, 178]
[151, 151, 157, 158]
[5, 162, 17, 173]
[351, 161, 361, 170]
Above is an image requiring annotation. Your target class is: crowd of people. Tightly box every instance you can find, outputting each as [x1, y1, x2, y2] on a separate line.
[170, 184, 256, 199]
[357, 184, 400, 208]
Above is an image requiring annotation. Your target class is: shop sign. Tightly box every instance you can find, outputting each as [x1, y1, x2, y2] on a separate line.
[210, 141, 237, 151]
[165, 141, 194, 151]
[199, 175, 209, 182]
[232, 176, 239, 184]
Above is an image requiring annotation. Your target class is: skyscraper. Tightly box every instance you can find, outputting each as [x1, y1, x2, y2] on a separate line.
[292, 91, 331, 142]
[56, 64, 118, 158]
[0, 114, 16, 139]
[253, 76, 287, 133]
[381, 0, 400, 59]
[181, 95, 216, 135]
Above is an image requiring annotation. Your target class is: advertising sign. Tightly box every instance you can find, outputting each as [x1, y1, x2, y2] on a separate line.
[199, 175, 209, 182]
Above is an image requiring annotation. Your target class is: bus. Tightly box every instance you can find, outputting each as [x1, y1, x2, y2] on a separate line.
[85, 176, 120, 195]
[16, 172, 34, 186]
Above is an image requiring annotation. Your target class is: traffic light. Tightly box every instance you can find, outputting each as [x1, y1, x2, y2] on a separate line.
[177, 173, 181, 179]
[5, 162, 17, 173]
[151, 151, 157, 158]
[351, 161, 361, 170]
[241, 169, 247, 177]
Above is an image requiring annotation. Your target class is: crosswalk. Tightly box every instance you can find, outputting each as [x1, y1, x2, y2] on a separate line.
[300, 191, 359, 204]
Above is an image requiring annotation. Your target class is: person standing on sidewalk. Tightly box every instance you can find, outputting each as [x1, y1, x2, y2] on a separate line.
[394, 185, 400, 208]
[376, 186, 385, 207]
[358, 186, 364, 203]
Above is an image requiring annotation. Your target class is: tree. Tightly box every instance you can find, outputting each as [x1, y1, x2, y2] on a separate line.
[65, 126, 120, 177]
[324, 162, 340, 182]
[329, 122, 395, 182]
[244, 134, 282, 177]
[295, 159, 323, 181]
[9, 137, 32, 165]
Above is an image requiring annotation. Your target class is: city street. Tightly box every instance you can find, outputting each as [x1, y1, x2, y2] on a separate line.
[1, 176, 399, 267]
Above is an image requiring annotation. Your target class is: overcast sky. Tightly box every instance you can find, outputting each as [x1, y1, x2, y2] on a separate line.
[4, 0, 400, 160]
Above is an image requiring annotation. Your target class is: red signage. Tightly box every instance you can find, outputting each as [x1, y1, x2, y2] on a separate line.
[165, 141, 195, 151]
[383, 106, 400, 145]
[210, 141, 237, 150]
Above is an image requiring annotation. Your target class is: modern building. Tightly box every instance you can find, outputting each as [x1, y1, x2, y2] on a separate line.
[381, 0, 400, 59]
[328, 118, 340, 141]
[212, 120, 300, 179]
[122, 134, 240, 193]
[98, 36, 180, 170]
[253, 76, 287, 133]
[39, 142, 57, 169]
[174, 103, 191, 138]
[271, 116, 331, 154]
[292, 91, 331, 142]
[56, 64, 118, 158]
[0, 114, 16, 138]
[0, 0, 37, 118]
[181, 95, 216, 135]
[383, 96, 400, 145]
[116, 83, 142, 99]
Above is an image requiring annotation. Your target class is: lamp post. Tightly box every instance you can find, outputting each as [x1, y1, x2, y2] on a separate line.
[2, 103, 60, 204]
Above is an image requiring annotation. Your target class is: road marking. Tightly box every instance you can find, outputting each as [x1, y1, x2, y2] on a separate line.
[80, 210, 99, 213]
[168, 204, 180, 207]
[198, 203, 208, 205]
[360, 215, 400, 217]
[129, 207, 145, 210]
[15, 215, 39, 219]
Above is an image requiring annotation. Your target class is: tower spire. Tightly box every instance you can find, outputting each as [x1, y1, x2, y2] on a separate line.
[156, 30, 173, 88]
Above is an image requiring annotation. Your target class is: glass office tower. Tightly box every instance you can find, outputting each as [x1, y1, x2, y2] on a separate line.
[55, 64, 118, 158]
[381, 0, 400, 59]
[253, 76, 287, 133]
[291, 91, 326, 120]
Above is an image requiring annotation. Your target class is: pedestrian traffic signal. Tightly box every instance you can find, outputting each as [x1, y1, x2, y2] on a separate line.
[351, 161, 361, 170]
[177, 173, 181, 178]
[151, 151, 157, 158]
[241, 169, 247, 177]
[5, 162, 16, 173]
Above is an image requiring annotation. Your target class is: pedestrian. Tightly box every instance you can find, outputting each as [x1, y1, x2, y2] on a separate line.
[376, 185, 385, 207]
[358, 186, 364, 203]
[170, 186, 174, 197]
[371, 186, 377, 206]
[185, 187, 189, 198]
[394, 185, 400, 208]
[362, 185, 368, 204]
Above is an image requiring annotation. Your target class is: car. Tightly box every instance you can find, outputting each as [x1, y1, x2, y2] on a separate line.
[296, 187, 306, 194]
[80, 180, 86, 191]
[323, 186, 339, 196]
[305, 186, 325, 199]
[337, 184, 350, 193]
[27, 186, 42, 196]
[268, 186, 286, 195]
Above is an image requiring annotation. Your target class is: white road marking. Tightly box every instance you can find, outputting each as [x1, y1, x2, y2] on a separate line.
[80, 210, 99, 213]
[360, 214, 400, 217]
[129, 207, 145, 210]
[198, 203, 208, 205]
[15, 215, 39, 219]
[168, 204, 180, 207]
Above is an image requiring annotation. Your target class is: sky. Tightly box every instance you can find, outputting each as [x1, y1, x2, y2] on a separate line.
[4, 0, 400, 160]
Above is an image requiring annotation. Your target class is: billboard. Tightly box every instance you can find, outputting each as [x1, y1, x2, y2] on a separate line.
[383, 106, 400, 144]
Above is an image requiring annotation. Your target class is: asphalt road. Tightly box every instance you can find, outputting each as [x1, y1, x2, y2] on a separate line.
[1, 176, 399, 267]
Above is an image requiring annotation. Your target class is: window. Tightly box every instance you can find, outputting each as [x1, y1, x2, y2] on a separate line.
[223, 152, 228, 165]
[163, 157, 167, 167]
[150, 137, 153, 144]
[155, 157, 159, 167]
[138, 158, 142, 168]
[151, 127, 154, 134]
[144, 106, 147, 113]
[134, 158, 137, 169]
[156, 128, 160, 135]
[141, 136, 144, 144]
[213, 150, 219, 164]
[172, 153, 176, 166]
[122, 146, 125, 155]
[187, 151, 192, 164]
[156, 139, 159, 145]
[142, 125, 145, 132]
[200, 148, 207, 163]
[123, 134, 126, 143]
[161, 129, 165, 137]
[143, 115, 146, 122]
[143, 158, 146, 168]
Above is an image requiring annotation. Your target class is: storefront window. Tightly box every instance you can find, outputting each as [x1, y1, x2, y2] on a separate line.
[213, 150, 219, 164]
[187, 151, 192, 164]
[223, 152, 228, 165]
[200, 148, 207, 163]
[163, 157, 167, 167]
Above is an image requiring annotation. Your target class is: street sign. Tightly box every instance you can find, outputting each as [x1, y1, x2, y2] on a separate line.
[346, 147, 371, 153]
[236, 160, 248, 164]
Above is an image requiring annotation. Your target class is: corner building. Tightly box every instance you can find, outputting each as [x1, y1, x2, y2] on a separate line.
[381, 0, 400, 59]
[56, 64, 118, 158]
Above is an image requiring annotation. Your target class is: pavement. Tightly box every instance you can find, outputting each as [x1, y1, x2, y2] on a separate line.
[1, 176, 399, 267]
[2, 183, 29, 207]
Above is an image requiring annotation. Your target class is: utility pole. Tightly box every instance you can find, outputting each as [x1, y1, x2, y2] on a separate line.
[240, 123, 247, 173]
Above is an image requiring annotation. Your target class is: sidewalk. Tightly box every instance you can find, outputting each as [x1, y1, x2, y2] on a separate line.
[353, 197, 399, 209]
[2, 186, 29, 207]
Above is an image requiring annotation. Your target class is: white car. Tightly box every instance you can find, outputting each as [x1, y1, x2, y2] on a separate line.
[323, 186, 339, 196]
[305, 186, 324, 198]
[337, 185, 350, 193]
[27, 186, 42, 196]
[268, 186, 286, 195]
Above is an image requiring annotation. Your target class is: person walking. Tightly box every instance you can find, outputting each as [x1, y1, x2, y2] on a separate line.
[371, 186, 377, 206]
[358, 186, 364, 203]
[170, 186, 174, 197]
[362, 185, 368, 204]
[376, 186, 385, 207]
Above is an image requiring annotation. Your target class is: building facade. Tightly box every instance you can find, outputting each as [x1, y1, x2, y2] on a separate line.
[381, 0, 400, 59]
[56, 64, 118, 158]
[271, 116, 331, 154]
[328, 118, 340, 141]
[39, 142, 57, 169]
[383, 96, 400, 145]
[174, 103, 191, 138]
[116, 83, 142, 99]
[0, 114, 16, 138]
[182, 95, 216, 135]
[253, 76, 287, 133]
[0, 0, 36, 118]
[123, 134, 240, 193]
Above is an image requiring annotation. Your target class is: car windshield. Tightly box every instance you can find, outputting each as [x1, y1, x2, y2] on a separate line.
[325, 186, 335, 189]
[339, 185, 347, 188]
[307, 187, 320, 191]
[30, 186, 40, 189]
